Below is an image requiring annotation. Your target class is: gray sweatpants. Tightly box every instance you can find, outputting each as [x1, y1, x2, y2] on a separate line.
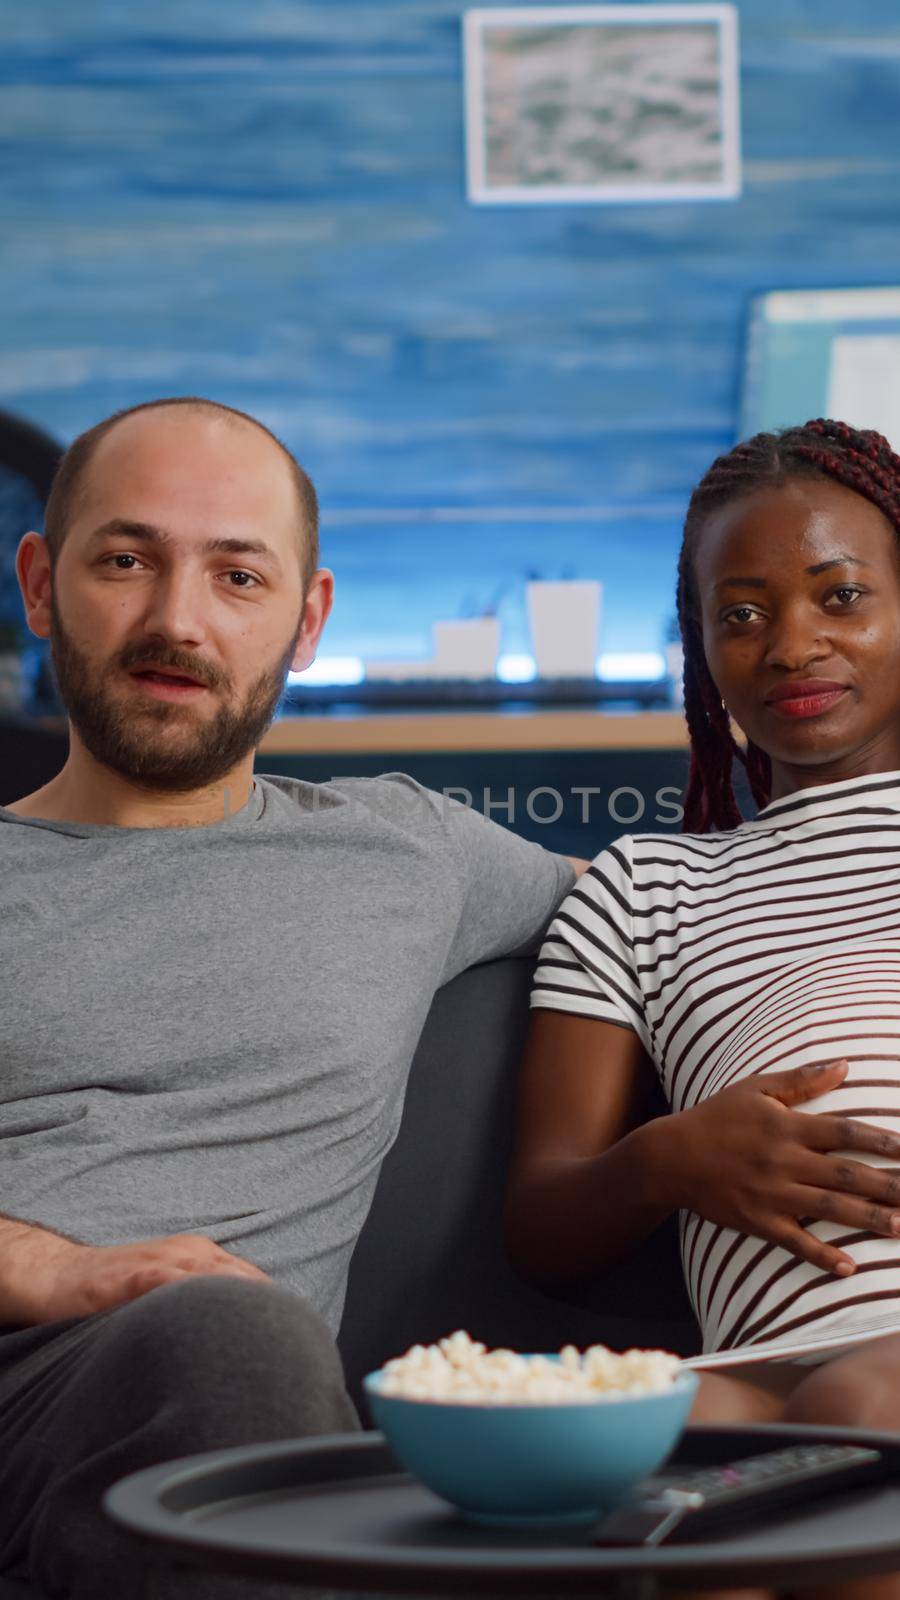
[0, 1274, 362, 1598]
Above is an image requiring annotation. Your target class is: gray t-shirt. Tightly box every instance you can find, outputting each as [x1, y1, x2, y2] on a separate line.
[0, 772, 573, 1334]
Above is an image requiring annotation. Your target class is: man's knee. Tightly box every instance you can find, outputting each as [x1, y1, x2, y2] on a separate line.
[133, 1274, 336, 1362]
[90, 1274, 358, 1441]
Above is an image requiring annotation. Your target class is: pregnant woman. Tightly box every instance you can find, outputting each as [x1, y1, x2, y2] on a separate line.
[505, 418, 900, 1600]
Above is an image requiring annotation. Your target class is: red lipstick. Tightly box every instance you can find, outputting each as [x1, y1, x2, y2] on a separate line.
[764, 679, 849, 719]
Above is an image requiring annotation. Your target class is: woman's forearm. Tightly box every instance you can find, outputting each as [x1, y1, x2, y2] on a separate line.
[503, 1114, 685, 1292]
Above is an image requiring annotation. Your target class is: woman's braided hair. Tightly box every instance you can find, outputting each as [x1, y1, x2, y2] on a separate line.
[676, 418, 900, 834]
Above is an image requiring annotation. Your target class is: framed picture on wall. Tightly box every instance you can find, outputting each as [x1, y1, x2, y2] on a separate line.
[463, 4, 741, 204]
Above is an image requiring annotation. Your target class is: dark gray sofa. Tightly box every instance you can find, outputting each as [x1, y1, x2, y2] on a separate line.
[0, 954, 698, 1598]
[339, 952, 698, 1411]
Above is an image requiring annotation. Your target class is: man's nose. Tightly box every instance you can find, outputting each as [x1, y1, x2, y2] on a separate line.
[139, 568, 209, 644]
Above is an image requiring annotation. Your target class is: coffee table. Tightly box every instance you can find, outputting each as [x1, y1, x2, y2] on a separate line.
[103, 1422, 900, 1597]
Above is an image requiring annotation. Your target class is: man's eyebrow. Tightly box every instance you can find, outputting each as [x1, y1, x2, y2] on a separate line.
[85, 519, 284, 573]
[714, 555, 871, 592]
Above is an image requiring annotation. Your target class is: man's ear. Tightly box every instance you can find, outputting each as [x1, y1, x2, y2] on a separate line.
[290, 568, 335, 673]
[16, 532, 53, 640]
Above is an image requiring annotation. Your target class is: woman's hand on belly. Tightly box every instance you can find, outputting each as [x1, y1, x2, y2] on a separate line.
[665, 1058, 900, 1275]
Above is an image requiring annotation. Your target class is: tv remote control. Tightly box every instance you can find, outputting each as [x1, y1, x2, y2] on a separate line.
[592, 1443, 887, 1546]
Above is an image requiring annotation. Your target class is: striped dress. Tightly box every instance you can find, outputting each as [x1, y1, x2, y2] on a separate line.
[532, 769, 900, 1367]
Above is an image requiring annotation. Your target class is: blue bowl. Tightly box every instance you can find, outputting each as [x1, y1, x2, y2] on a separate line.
[363, 1363, 698, 1525]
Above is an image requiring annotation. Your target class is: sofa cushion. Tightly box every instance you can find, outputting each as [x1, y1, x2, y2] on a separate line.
[338, 954, 698, 1414]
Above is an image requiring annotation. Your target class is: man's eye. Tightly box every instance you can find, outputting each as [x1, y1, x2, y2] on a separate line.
[723, 606, 759, 624]
[101, 555, 259, 589]
[830, 586, 863, 606]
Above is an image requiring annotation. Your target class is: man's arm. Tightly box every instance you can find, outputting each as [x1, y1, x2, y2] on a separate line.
[0, 1213, 271, 1328]
[0, 1213, 86, 1325]
[567, 857, 590, 877]
[439, 795, 579, 980]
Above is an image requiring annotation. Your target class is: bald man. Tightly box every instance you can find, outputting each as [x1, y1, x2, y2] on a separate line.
[0, 397, 586, 1598]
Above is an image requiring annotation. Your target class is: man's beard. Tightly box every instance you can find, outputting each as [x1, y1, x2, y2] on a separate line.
[48, 595, 302, 794]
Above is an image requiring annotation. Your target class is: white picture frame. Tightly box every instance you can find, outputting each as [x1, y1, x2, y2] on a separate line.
[463, 4, 741, 204]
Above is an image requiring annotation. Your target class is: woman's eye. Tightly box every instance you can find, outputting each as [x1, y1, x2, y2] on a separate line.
[723, 587, 865, 626]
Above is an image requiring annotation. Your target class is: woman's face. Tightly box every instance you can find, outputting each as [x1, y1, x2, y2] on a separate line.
[694, 476, 900, 794]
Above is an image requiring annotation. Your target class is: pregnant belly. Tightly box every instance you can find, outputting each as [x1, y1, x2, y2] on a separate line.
[687, 1057, 900, 1357]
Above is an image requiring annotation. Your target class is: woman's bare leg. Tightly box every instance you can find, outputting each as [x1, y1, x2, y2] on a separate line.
[663, 1362, 805, 1600]
[775, 1335, 900, 1600]
[689, 1361, 806, 1426]
[669, 1337, 900, 1600]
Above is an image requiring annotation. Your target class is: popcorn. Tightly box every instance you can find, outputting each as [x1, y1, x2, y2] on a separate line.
[376, 1330, 681, 1403]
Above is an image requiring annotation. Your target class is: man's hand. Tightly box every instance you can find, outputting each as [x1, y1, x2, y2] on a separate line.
[665, 1058, 900, 1275]
[12, 1232, 273, 1326]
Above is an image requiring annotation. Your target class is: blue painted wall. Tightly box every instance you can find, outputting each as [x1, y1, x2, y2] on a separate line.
[2, 2, 899, 664]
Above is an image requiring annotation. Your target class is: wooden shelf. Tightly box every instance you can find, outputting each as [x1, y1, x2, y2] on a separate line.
[258, 710, 691, 755]
[22, 708, 693, 755]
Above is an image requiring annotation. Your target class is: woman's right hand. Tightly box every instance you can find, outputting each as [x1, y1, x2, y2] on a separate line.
[666, 1059, 900, 1274]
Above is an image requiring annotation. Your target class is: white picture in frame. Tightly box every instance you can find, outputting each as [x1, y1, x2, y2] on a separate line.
[464, 5, 741, 204]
